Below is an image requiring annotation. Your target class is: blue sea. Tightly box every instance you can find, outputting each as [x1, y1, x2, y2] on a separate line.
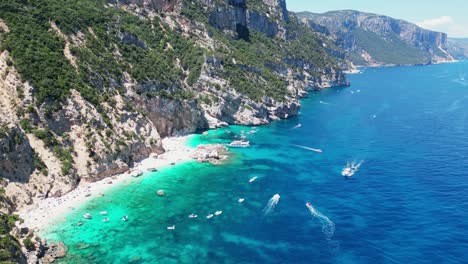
[44, 61, 468, 263]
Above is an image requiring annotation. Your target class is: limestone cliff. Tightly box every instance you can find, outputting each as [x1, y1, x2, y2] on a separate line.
[448, 38, 468, 60]
[296, 10, 455, 66]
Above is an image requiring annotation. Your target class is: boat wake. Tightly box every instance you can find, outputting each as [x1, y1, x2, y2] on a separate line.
[306, 202, 335, 240]
[341, 160, 364, 177]
[293, 144, 323, 153]
[263, 194, 280, 215]
[291, 124, 302, 129]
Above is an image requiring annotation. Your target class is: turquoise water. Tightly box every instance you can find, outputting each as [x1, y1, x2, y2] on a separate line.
[45, 62, 468, 263]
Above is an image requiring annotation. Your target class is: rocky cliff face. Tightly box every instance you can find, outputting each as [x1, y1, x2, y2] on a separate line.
[297, 10, 455, 66]
[448, 38, 468, 59]
[207, 0, 288, 39]
[0, 0, 347, 219]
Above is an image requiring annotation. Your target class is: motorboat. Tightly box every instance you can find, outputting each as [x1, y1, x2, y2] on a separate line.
[102, 218, 109, 222]
[121, 216, 129, 222]
[228, 140, 250, 148]
[249, 176, 258, 183]
[99, 211, 108, 215]
[83, 213, 92, 219]
[188, 214, 198, 218]
[206, 214, 214, 219]
[214, 211, 222, 216]
[167, 225, 175, 230]
[238, 198, 245, 203]
[341, 166, 354, 177]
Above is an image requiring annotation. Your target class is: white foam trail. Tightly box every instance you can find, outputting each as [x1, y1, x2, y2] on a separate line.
[342, 160, 364, 177]
[293, 144, 323, 153]
[306, 203, 335, 239]
[319, 100, 330, 105]
[291, 124, 302, 129]
[263, 194, 280, 215]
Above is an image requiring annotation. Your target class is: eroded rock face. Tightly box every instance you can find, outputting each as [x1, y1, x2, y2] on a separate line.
[247, 11, 279, 37]
[262, 0, 288, 22]
[0, 127, 34, 183]
[209, 0, 248, 40]
[140, 97, 209, 137]
[297, 10, 455, 66]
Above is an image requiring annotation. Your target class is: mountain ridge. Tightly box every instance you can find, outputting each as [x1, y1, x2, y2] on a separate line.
[296, 9, 455, 66]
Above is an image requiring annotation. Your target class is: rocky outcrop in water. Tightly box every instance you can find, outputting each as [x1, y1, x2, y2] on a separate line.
[191, 144, 229, 164]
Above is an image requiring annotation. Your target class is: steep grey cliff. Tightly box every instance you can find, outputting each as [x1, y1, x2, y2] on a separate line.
[296, 10, 455, 66]
[448, 38, 468, 59]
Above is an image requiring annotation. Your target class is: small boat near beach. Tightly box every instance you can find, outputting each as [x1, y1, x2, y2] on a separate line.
[167, 225, 175, 230]
[121, 216, 129, 222]
[249, 176, 258, 183]
[238, 198, 245, 203]
[188, 214, 198, 218]
[206, 214, 214, 219]
[102, 218, 109, 222]
[228, 140, 250, 148]
[83, 213, 92, 219]
[100, 211, 108, 215]
[214, 211, 223, 216]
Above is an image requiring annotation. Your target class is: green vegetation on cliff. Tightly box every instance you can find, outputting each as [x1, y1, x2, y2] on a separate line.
[0, 0, 342, 108]
[0, 0, 204, 106]
[0, 212, 23, 263]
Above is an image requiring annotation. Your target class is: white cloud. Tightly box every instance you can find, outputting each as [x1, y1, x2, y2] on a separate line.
[416, 16, 468, 38]
[417, 16, 454, 28]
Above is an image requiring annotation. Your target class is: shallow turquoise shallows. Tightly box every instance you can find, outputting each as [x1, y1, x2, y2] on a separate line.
[44, 61, 468, 263]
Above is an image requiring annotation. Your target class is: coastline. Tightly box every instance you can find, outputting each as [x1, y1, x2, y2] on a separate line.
[17, 135, 196, 235]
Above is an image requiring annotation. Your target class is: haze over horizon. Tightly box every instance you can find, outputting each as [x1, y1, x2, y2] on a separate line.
[286, 0, 468, 38]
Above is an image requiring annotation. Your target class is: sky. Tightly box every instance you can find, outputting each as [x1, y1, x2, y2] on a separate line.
[286, 0, 468, 38]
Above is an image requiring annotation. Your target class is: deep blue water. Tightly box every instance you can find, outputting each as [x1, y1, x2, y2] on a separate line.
[46, 62, 468, 263]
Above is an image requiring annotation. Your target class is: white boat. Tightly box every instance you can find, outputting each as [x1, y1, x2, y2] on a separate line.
[238, 198, 245, 203]
[188, 214, 198, 218]
[206, 214, 214, 219]
[83, 213, 92, 219]
[214, 211, 223, 216]
[102, 218, 109, 222]
[342, 161, 363, 177]
[99, 211, 108, 215]
[249, 176, 258, 183]
[167, 225, 175, 230]
[342, 167, 354, 177]
[228, 140, 250, 148]
[121, 216, 129, 222]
